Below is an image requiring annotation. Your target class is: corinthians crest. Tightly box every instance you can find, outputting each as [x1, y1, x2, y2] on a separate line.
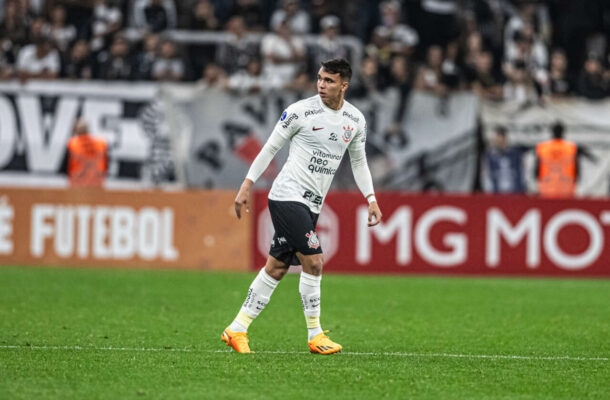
[305, 230, 320, 249]
[342, 126, 354, 143]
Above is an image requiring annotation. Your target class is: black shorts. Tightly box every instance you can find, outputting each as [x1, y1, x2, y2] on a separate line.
[268, 199, 322, 266]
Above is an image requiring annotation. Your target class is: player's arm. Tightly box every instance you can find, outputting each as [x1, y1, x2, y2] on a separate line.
[347, 129, 382, 227]
[235, 127, 289, 219]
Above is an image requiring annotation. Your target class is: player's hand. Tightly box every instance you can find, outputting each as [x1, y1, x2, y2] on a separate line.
[368, 201, 382, 227]
[234, 179, 253, 219]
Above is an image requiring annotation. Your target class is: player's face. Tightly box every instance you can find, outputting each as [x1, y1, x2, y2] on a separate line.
[317, 67, 348, 110]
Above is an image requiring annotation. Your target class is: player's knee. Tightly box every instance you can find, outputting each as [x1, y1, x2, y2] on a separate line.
[266, 266, 288, 280]
[264, 257, 289, 280]
[301, 253, 324, 276]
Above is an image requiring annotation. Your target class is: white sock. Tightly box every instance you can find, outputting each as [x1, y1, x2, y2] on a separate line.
[229, 268, 279, 332]
[299, 272, 323, 341]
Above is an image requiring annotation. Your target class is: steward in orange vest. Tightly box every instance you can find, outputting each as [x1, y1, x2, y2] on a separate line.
[66, 119, 108, 187]
[535, 122, 578, 198]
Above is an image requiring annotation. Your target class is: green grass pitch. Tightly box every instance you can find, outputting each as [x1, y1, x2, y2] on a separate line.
[0, 266, 608, 399]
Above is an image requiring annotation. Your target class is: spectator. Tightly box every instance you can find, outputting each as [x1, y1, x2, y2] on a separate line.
[384, 54, 413, 149]
[16, 35, 60, 81]
[502, 59, 537, 105]
[229, 0, 265, 32]
[47, 4, 76, 53]
[482, 125, 527, 194]
[413, 44, 447, 96]
[309, 15, 349, 73]
[270, 0, 310, 35]
[350, 55, 387, 98]
[469, 50, 504, 101]
[547, 48, 573, 97]
[187, 0, 219, 80]
[214, 16, 257, 76]
[535, 121, 578, 198]
[132, 32, 159, 81]
[440, 40, 463, 90]
[0, 35, 15, 80]
[215, 15, 258, 76]
[364, 26, 393, 80]
[25, 16, 46, 45]
[375, 0, 419, 58]
[131, 0, 177, 33]
[95, 34, 133, 80]
[503, 25, 548, 99]
[225, 56, 265, 94]
[260, 17, 305, 89]
[187, 0, 219, 31]
[197, 62, 227, 88]
[462, 31, 484, 71]
[50, 0, 94, 40]
[504, 2, 551, 53]
[575, 53, 609, 100]
[151, 38, 184, 81]
[62, 39, 92, 79]
[90, 0, 123, 53]
[309, 0, 340, 34]
[468, 0, 506, 58]
[0, 0, 28, 51]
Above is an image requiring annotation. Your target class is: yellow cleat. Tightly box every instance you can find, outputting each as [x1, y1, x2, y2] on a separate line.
[221, 327, 252, 354]
[308, 331, 342, 355]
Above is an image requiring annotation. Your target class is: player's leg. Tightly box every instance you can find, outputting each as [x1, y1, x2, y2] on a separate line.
[298, 252, 342, 354]
[221, 255, 288, 353]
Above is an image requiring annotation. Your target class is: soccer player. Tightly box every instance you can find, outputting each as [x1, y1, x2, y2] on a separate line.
[222, 58, 383, 354]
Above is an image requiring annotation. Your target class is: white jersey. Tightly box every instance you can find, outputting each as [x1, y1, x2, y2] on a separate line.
[246, 94, 375, 213]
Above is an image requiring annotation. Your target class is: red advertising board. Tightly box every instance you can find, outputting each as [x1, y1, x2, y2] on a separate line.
[253, 191, 610, 277]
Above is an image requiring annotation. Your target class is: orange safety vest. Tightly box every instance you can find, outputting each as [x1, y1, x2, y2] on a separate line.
[67, 134, 108, 187]
[535, 139, 577, 198]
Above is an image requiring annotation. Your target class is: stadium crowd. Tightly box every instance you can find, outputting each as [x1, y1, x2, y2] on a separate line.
[0, 0, 609, 101]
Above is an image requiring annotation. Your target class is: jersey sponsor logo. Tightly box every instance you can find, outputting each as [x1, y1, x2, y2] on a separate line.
[303, 190, 323, 205]
[309, 149, 342, 175]
[305, 108, 324, 118]
[305, 230, 320, 249]
[312, 126, 324, 131]
[312, 149, 342, 160]
[329, 132, 338, 141]
[279, 111, 288, 121]
[308, 156, 338, 175]
[281, 113, 299, 129]
[343, 111, 359, 123]
[342, 126, 354, 143]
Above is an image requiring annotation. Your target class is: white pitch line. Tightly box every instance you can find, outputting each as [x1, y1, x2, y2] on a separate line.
[0, 345, 607, 362]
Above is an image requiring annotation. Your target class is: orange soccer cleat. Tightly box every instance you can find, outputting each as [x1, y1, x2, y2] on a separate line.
[308, 331, 342, 355]
[221, 327, 252, 354]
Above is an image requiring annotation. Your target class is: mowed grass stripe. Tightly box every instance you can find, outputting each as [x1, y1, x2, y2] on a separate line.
[1, 266, 608, 400]
[1, 344, 608, 362]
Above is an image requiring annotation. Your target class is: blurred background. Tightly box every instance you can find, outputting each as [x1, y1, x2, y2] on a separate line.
[0, 0, 609, 277]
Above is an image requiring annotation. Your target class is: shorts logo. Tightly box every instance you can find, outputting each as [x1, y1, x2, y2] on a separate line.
[305, 230, 320, 249]
[342, 126, 354, 143]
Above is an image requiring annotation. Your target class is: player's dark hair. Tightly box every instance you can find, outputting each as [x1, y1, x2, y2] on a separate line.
[321, 58, 352, 82]
[552, 121, 564, 139]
